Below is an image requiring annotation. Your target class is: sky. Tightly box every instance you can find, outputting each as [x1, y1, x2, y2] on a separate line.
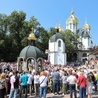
[0, 0, 98, 45]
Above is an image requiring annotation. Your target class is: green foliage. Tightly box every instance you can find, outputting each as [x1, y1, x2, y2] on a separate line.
[0, 11, 80, 62]
[61, 29, 79, 62]
[36, 27, 49, 53]
[0, 11, 49, 62]
[0, 40, 4, 45]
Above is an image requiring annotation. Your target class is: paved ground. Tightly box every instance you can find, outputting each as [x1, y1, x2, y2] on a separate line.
[28, 91, 98, 98]
[7, 91, 98, 98]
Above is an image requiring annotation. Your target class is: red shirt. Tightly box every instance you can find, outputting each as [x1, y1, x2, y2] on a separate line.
[77, 75, 86, 87]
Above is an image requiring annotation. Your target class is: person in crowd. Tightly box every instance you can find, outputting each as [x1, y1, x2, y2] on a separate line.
[93, 71, 98, 91]
[19, 71, 28, 98]
[9, 70, 13, 77]
[0, 73, 8, 98]
[9, 71, 20, 98]
[72, 69, 79, 91]
[48, 74, 53, 93]
[52, 69, 60, 95]
[86, 74, 93, 98]
[1, 61, 98, 98]
[67, 70, 77, 98]
[61, 71, 68, 95]
[59, 69, 63, 93]
[45, 68, 50, 86]
[5, 75, 11, 95]
[27, 71, 33, 96]
[89, 72, 96, 93]
[34, 71, 40, 97]
[77, 71, 87, 98]
[39, 71, 48, 98]
[45, 68, 50, 77]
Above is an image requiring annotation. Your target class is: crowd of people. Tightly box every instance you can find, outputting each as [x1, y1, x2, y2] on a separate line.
[0, 62, 98, 98]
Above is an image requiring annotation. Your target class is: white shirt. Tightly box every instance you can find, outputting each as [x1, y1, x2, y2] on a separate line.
[27, 74, 33, 84]
[10, 75, 15, 89]
[39, 76, 48, 87]
[67, 75, 77, 84]
[34, 75, 39, 84]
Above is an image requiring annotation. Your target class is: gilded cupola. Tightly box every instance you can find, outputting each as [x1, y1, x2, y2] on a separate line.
[82, 20, 90, 30]
[55, 24, 63, 32]
[28, 28, 37, 41]
[66, 10, 79, 24]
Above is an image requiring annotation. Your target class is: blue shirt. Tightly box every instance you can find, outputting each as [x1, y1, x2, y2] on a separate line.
[20, 74, 28, 86]
[52, 71, 60, 82]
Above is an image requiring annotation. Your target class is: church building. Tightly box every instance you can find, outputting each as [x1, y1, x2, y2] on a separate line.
[66, 10, 93, 63]
[48, 29, 67, 65]
[48, 10, 94, 65]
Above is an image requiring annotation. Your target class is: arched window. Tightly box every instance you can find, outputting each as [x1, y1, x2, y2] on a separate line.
[58, 40, 61, 47]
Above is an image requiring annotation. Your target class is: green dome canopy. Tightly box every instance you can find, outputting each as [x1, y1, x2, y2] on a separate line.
[19, 45, 42, 60]
[49, 33, 64, 42]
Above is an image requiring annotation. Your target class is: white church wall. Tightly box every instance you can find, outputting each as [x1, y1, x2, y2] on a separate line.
[66, 23, 77, 33]
[49, 42, 58, 52]
[49, 40, 65, 52]
[82, 38, 89, 49]
[49, 39, 67, 65]
[48, 53, 55, 65]
[49, 52, 67, 65]
[49, 42, 55, 51]
[57, 53, 67, 65]
[57, 39, 65, 52]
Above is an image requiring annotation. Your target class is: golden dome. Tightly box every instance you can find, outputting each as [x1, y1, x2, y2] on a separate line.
[66, 11, 79, 24]
[83, 21, 90, 29]
[27, 32, 37, 41]
[55, 24, 63, 32]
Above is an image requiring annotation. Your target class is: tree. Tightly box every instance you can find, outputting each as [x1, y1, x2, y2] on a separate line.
[29, 16, 49, 53]
[36, 27, 49, 53]
[61, 29, 79, 62]
[8, 11, 32, 58]
[0, 11, 33, 61]
[48, 27, 56, 37]
[0, 14, 9, 61]
[0, 11, 50, 61]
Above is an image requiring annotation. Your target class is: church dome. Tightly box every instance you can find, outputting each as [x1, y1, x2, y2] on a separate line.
[28, 32, 37, 40]
[49, 33, 64, 42]
[55, 24, 63, 32]
[19, 45, 42, 60]
[82, 21, 90, 30]
[66, 11, 79, 24]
